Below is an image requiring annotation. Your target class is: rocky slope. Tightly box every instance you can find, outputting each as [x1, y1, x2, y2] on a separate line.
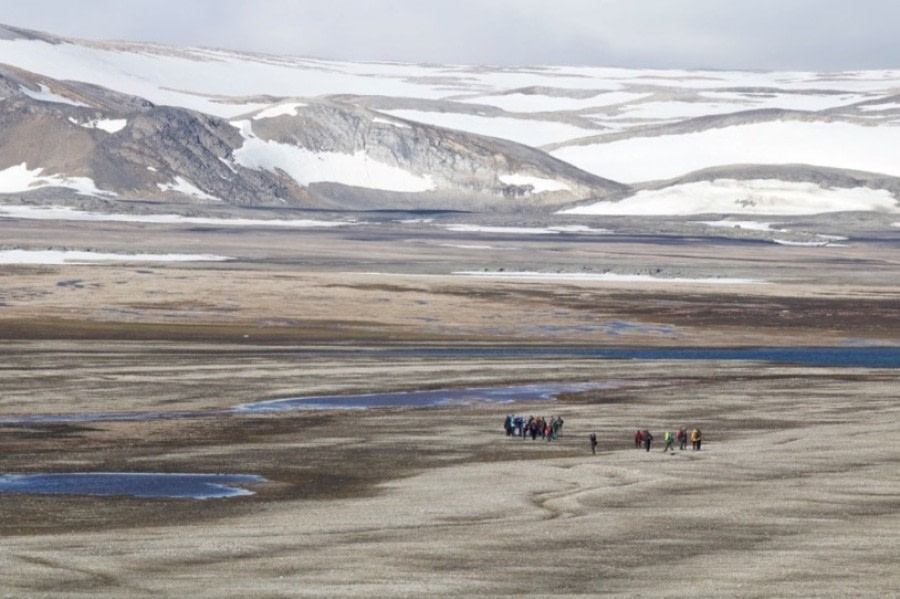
[0, 40, 626, 212]
[1, 23, 899, 216]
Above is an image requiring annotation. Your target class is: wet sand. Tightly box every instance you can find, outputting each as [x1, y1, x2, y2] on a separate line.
[1, 216, 898, 597]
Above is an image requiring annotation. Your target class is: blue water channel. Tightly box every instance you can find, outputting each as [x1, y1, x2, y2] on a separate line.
[1, 346, 897, 426]
[359, 346, 900, 368]
[0, 473, 266, 499]
[234, 381, 626, 412]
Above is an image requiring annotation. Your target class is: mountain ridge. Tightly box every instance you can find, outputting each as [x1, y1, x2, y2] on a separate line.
[1, 23, 898, 216]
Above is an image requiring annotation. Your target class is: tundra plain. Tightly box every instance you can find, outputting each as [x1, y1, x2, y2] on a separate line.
[1, 213, 898, 597]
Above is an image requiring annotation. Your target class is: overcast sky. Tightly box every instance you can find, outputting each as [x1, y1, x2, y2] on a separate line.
[1, 0, 898, 70]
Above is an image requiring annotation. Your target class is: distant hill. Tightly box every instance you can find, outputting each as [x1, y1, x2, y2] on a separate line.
[1, 24, 898, 216]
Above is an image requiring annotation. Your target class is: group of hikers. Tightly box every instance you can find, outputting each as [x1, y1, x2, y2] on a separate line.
[634, 427, 702, 452]
[502, 417, 702, 455]
[504, 414, 565, 441]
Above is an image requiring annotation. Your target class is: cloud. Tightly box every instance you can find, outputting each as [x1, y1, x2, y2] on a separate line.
[0, 0, 898, 69]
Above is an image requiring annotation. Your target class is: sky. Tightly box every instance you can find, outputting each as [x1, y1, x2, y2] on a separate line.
[1, 0, 898, 70]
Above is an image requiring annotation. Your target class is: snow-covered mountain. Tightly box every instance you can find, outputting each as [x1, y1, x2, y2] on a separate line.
[1, 23, 899, 215]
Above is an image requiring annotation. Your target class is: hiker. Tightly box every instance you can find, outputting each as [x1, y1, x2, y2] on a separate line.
[642, 430, 653, 452]
[662, 430, 675, 452]
[634, 429, 644, 448]
[676, 427, 688, 451]
[691, 428, 702, 451]
[550, 416, 563, 440]
[504, 415, 514, 436]
[589, 433, 598, 455]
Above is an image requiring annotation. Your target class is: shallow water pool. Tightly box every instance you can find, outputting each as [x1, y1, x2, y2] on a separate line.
[0, 473, 267, 499]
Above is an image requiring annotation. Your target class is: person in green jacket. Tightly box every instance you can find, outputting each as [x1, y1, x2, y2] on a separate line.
[663, 430, 675, 452]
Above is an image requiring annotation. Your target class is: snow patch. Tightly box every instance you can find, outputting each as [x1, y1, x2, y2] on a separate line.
[453, 271, 762, 284]
[20, 83, 87, 107]
[438, 244, 500, 250]
[696, 220, 787, 232]
[157, 176, 221, 202]
[68, 117, 127, 133]
[0, 204, 356, 228]
[499, 174, 570, 193]
[858, 102, 900, 112]
[443, 223, 610, 235]
[0, 163, 113, 197]
[373, 116, 410, 128]
[232, 120, 434, 192]
[444, 224, 558, 235]
[548, 225, 612, 234]
[252, 102, 307, 120]
[772, 239, 832, 247]
[560, 180, 900, 216]
[0, 249, 231, 264]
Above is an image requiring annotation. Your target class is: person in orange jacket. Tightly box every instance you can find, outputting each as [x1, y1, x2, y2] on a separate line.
[690, 428, 702, 451]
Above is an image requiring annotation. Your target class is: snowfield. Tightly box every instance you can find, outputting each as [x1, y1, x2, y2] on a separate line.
[551, 121, 900, 183]
[231, 121, 435, 192]
[560, 180, 900, 216]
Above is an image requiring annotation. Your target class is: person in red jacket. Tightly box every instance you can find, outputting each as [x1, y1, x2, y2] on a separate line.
[634, 429, 644, 448]
[642, 430, 653, 452]
[676, 427, 688, 451]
